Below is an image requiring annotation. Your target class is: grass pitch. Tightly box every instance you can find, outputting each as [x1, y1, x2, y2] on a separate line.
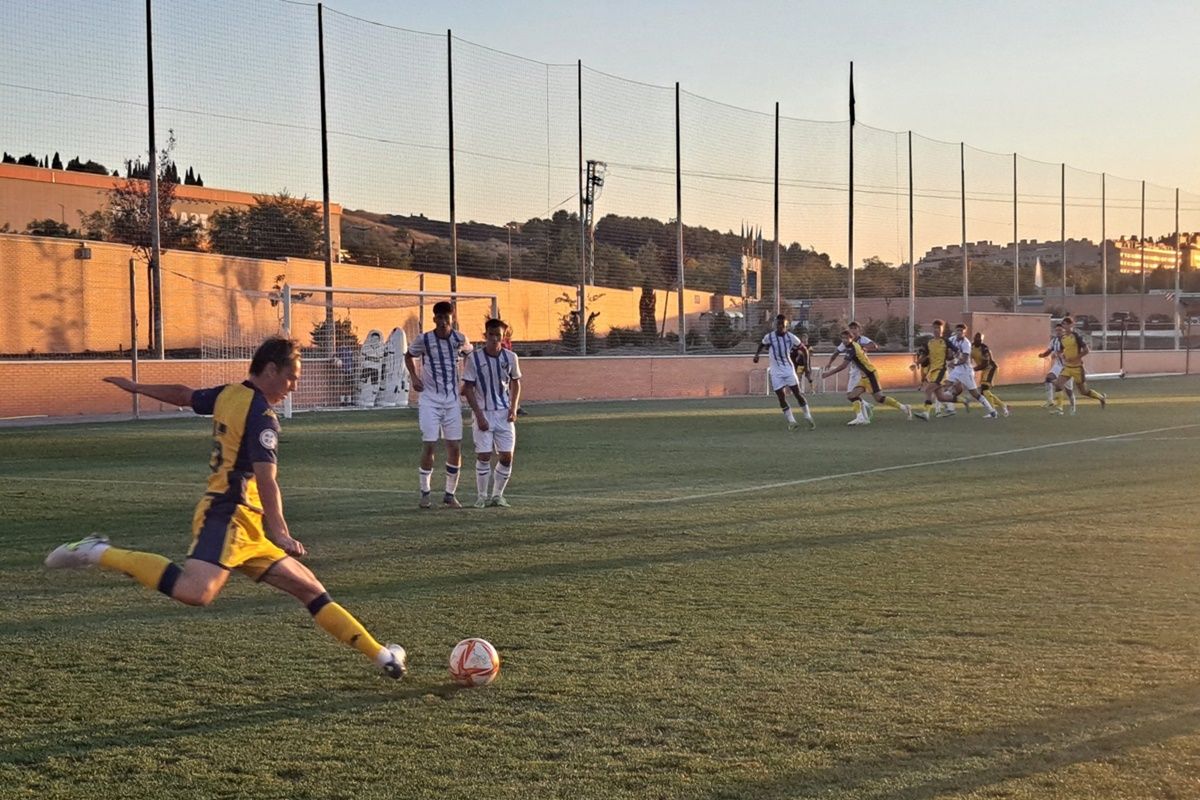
[1, 375, 1199, 799]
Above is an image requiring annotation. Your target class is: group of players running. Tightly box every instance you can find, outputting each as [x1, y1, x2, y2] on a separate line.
[754, 314, 1106, 429]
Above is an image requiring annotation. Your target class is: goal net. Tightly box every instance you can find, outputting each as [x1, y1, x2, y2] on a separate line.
[198, 282, 497, 417]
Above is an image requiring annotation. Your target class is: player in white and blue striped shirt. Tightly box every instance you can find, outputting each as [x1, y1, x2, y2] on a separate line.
[405, 300, 473, 509]
[463, 319, 523, 508]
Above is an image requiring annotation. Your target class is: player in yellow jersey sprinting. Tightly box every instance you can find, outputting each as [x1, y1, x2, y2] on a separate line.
[1051, 316, 1106, 414]
[823, 329, 913, 425]
[44, 337, 409, 680]
[971, 331, 1011, 417]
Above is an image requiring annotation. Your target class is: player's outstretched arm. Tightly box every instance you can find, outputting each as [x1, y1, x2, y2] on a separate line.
[823, 358, 848, 377]
[253, 461, 306, 558]
[102, 377, 194, 407]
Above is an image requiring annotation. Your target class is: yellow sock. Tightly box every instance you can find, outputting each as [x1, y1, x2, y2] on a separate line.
[882, 396, 904, 411]
[1055, 392, 1065, 409]
[852, 400, 862, 416]
[98, 547, 176, 592]
[985, 390, 1003, 407]
[310, 596, 384, 661]
[1085, 388, 1103, 400]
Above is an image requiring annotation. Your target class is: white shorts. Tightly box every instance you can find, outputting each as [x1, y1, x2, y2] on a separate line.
[769, 365, 799, 392]
[419, 400, 463, 442]
[473, 410, 516, 454]
[1047, 361, 1063, 377]
[948, 365, 977, 391]
[847, 365, 863, 387]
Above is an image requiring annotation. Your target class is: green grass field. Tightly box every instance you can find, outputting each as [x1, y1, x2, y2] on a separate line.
[2, 375, 1199, 799]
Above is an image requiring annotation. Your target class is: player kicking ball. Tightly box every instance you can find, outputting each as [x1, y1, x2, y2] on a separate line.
[463, 319, 523, 508]
[753, 314, 815, 431]
[44, 337, 408, 680]
[945, 323, 998, 419]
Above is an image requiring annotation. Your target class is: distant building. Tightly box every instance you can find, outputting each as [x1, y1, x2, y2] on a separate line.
[1106, 235, 1200, 273]
[918, 235, 1199, 272]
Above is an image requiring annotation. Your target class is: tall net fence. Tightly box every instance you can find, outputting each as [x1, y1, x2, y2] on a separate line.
[2, 0, 1198, 372]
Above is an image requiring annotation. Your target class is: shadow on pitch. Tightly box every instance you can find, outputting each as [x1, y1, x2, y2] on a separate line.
[697, 682, 1200, 800]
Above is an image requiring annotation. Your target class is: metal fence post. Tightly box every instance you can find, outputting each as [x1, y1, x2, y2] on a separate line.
[145, 0, 163, 358]
[578, 60, 586, 355]
[447, 30, 458, 294]
[317, 3, 334, 350]
[129, 258, 140, 420]
[907, 131, 915, 349]
[675, 81, 685, 354]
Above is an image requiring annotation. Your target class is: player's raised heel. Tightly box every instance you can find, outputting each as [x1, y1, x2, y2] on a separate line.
[983, 411, 998, 420]
[44, 534, 109, 569]
[380, 643, 408, 680]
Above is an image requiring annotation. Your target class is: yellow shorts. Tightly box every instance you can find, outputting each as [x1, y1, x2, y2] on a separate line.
[926, 367, 946, 386]
[189, 496, 288, 579]
[1060, 365, 1084, 384]
[856, 373, 881, 394]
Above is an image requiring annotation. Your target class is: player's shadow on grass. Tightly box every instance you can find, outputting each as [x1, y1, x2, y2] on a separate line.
[0, 683, 471, 766]
[698, 681, 1200, 800]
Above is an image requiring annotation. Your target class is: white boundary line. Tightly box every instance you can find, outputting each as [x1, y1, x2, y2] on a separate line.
[2, 423, 1196, 504]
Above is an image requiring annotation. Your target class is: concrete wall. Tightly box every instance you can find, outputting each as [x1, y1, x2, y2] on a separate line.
[0, 234, 727, 355]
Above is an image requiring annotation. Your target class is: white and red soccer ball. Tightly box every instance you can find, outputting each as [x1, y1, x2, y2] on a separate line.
[448, 637, 501, 687]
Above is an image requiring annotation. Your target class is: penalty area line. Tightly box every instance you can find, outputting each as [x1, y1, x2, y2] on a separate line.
[658, 423, 1200, 504]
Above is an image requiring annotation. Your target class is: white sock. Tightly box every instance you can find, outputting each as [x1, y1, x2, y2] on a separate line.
[445, 463, 461, 497]
[476, 459, 491, 498]
[87, 542, 110, 564]
[801, 404, 812, 420]
[978, 395, 995, 413]
[783, 407, 796, 425]
[1046, 382, 1055, 403]
[493, 462, 512, 497]
[418, 468, 432, 494]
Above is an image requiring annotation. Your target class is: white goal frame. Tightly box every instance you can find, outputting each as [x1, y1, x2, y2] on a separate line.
[280, 284, 499, 418]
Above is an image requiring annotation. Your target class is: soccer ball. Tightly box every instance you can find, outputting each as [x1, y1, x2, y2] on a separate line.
[448, 638, 501, 687]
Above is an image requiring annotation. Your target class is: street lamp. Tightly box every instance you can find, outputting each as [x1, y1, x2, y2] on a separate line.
[505, 222, 520, 282]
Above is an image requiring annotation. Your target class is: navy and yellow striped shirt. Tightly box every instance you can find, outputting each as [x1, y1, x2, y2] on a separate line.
[191, 382, 279, 511]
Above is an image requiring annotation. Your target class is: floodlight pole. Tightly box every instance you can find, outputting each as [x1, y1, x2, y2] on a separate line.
[907, 131, 914, 350]
[848, 63, 855, 323]
[773, 102, 780, 317]
[578, 60, 586, 355]
[447, 30, 458, 294]
[1013, 153, 1019, 311]
[1061, 163, 1067, 301]
[1140, 180, 1146, 350]
[1101, 173, 1108, 349]
[317, 4, 334, 348]
[675, 82, 685, 354]
[145, 0, 163, 358]
[1175, 188, 1182, 350]
[960, 142, 967, 315]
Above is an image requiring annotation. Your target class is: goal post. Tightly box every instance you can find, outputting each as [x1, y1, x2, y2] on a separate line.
[280, 284, 498, 417]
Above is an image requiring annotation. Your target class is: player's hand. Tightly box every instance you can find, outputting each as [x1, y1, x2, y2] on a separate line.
[752, 355, 759, 363]
[476, 414, 490, 431]
[103, 376, 137, 393]
[507, 408, 517, 423]
[411, 376, 424, 392]
[269, 530, 307, 558]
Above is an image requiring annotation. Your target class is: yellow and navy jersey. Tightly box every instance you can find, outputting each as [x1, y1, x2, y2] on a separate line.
[1061, 331, 1086, 364]
[926, 336, 950, 371]
[190, 382, 279, 510]
[971, 342, 993, 370]
[841, 340, 877, 374]
[790, 342, 810, 370]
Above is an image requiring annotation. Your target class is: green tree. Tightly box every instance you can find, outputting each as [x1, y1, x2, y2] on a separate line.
[51, 152, 62, 170]
[208, 192, 324, 260]
[25, 218, 78, 238]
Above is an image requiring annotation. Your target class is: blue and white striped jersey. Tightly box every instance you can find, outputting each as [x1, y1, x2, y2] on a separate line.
[760, 330, 801, 371]
[408, 330, 472, 404]
[462, 348, 522, 411]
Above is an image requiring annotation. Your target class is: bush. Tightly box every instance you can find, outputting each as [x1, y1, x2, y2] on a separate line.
[606, 326, 651, 348]
[707, 313, 743, 349]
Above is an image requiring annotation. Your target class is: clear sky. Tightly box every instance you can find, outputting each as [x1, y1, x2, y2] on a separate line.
[338, 0, 1200, 190]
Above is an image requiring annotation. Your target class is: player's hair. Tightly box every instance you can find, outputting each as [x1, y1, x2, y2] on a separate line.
[840, 328, 852, 337]
[432, 300, 454, 316]
[774, 314, 787, 323]
[973, 332, 984, 344]
[955, 323, 966, 330]
[848, 320, 860, 328]
[484, 318, 508, 334]
[250, 337, 301, 375]
[1062, 315, 1074, 324]
[932, 318, 945, 327]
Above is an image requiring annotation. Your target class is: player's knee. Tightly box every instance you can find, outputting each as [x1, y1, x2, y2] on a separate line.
[476, 453, 492, 463]
[173, 582, 219, 607]
[498, 453, 513, 466]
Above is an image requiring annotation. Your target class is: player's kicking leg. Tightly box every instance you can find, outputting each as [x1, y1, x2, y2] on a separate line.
[774, 388, 800, 431]
[788, 385, 816, 430]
